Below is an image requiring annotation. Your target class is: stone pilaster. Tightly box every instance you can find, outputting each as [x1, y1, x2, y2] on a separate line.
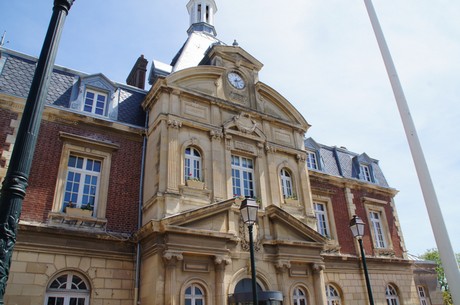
[163, 251, 183, 305]
[214, 255, 231, 305]
[312, 264, 326, 305]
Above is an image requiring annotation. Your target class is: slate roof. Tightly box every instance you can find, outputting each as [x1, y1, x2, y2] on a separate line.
[0, 48, 146, 127]
[305, 137, 390, 188]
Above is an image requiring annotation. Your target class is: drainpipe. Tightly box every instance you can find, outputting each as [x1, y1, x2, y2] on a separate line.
[134, 111, 148, 305]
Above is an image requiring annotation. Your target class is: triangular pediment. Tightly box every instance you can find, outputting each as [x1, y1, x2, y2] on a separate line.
[160, 199, 237, 237]
[265, 205, 327, 245]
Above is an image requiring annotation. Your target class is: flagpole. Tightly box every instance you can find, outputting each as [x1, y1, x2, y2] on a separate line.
[362, 0, 460, 302]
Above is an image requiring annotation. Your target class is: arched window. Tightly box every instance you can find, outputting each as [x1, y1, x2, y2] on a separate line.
[385, 284, 400, 305]
[45, 272, 90, 305]
[417, 286, 430, 305]
[185, 147, 202, 181]
[280, 168, 294, 198]
[293, 287, 308, 305]
[325, 284, 341, 305]
[185, 283, 205, 305]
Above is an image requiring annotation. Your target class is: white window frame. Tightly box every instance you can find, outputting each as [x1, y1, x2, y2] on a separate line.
[360, 164, 372, 182]
[52, 132, 118, 219]
[312, 196, 338, 245]
[417, 286, 430, 305]
[369, 210, 387, 248]
[63, 155, 101, 211]
[314, 202, 331, 238]
[364, 200, 394, 253]
[184, 147, 202, 181]
[83, 88, 108, 116]
[45, 272, 90, 305]
[385, 284, 400, 305]
[306, 151, 318, 170]
[280, 168, 294, 198]
[325, 284, 341, 305]
[231, 155, 255, 198]
[293, 287, 308, 305]
[185, 283, 205, 305]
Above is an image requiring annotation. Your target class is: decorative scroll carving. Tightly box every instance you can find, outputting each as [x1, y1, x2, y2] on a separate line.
[163, 250, 184, 263]
[167, 120, 182, 129]
[239, 221, 261, 252]
[265, 143, 277, 154]
[312, 263, 325, 274]
[234, 113, 257, 134]
[275, 260, 291, 273]
[296, 153, 306, 163]
[214, 255, 232, 265]
[210, 129, 223, 141]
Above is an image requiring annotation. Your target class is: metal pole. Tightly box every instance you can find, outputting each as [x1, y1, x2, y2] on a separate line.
[362, 1, 460, 303]
[358, 238, 375, 305]
[248, 224, 258, 305]
[0, 1, 74, 302]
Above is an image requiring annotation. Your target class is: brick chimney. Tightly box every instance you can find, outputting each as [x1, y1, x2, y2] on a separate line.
[126, 55, 148, 90]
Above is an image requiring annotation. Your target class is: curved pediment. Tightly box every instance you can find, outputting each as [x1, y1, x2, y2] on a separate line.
[256, 82, 310, 131]
[153, 64, 309, 132]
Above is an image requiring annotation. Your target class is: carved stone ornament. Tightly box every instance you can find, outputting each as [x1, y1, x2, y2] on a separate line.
[210, 129, 223, 141]
[234, 113, 257, 134]
[239, 220, 261, 252]
[163, 250, 184, 263]
[312, 263, 325, 274]
[214, 255, 232, 265]
[167, 119, 182, 129]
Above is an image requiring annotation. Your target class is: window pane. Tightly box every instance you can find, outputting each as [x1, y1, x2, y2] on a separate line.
[47, 297, 65, 305]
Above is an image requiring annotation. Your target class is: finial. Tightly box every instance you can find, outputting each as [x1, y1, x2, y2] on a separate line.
[232, 39, 239, 47]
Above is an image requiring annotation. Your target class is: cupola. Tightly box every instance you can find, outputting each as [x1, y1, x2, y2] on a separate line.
[186, 0, 217, 36]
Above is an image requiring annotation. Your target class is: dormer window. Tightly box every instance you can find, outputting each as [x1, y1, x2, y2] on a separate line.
[84, 89, 108, 116]
[307, 151, 318, 170]
[360, 164, 372, 182]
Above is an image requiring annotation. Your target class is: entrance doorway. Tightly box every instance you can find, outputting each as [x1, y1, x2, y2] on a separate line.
[228, 278, 283, 305]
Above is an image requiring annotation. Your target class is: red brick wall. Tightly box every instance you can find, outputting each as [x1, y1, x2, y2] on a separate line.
[0, 108, 17, 169]
[22, 120, 143, 233]
[310, 178, 404, 258]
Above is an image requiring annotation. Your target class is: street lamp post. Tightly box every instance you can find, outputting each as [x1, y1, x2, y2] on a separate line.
[240, 198, 259, 305]
[0, 1, 74, 303]
[349, 215, 374, 305]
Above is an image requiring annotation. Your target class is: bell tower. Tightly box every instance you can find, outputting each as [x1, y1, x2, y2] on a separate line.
[186, 0, 217, 36]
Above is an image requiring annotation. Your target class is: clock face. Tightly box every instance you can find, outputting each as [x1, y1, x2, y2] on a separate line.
[227, 72, 245, 89]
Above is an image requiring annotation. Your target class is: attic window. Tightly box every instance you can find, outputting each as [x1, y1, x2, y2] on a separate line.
[84, 89, 107, 116]
[306, 151, 318, 170]
[360, 164, 372, 182]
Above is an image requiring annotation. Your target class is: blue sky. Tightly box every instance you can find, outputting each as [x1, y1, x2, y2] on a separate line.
[1, 0, 459, 256]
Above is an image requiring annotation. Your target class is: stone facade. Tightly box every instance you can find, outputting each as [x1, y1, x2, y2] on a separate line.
[0, 1, 443, 305]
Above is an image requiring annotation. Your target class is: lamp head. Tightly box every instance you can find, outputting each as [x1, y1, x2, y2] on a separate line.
[240, 198, 258, 226]
[349, 215, 365, 239]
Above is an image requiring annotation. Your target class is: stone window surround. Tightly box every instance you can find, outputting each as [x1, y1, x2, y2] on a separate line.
[312, 194, 338, 247]
[52, 132, 119, 220]
[45, 271, 90, 305]
[363, 197, 394, 254]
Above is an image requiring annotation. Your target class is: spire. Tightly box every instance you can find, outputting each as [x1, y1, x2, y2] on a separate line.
[186, 0, 217, 36]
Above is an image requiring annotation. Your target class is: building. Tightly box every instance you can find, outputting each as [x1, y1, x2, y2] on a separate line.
[0, 1, 442, 305]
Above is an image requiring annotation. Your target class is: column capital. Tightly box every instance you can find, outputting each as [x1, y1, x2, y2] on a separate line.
[214, 255, 231, 265]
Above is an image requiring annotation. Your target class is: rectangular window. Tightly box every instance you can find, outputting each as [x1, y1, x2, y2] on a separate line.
[360, 164, 372, 182]
[314, 202, 330, 238]
[63, 155, 101, 210]
[231, 155, 255, 198]
[84, 89, 107, 116]
[418, 286, 430, 305]
[306, 151, 318, 169]
[280, 169, 293, 198]
[369, 211, 387, 248]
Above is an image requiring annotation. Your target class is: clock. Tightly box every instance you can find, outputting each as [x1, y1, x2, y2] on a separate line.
[227, 72, 245, 89]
